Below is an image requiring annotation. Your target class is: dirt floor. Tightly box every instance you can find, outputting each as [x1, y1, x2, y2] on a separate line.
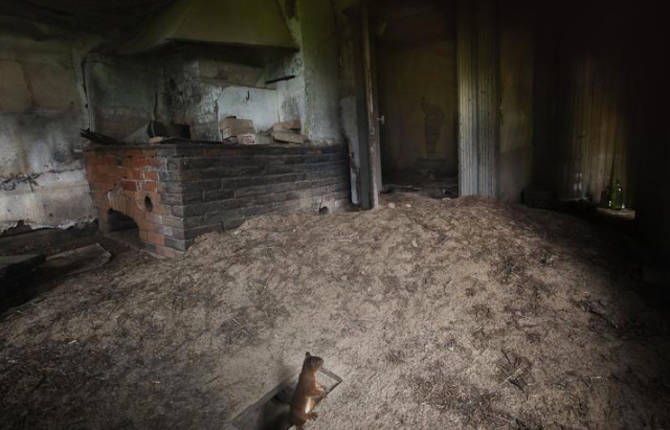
[1, 194, 669, 429]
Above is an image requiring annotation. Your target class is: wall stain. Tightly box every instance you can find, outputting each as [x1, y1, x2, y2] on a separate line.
[421, 98, 445, 156]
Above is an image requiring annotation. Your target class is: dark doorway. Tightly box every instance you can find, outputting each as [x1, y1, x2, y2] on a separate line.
[371, 0, 458, 194]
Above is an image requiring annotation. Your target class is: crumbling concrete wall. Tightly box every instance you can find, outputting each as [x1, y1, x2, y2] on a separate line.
[85, 51, 296, 142]
[85, 53, 165, 140]
[88, 0, 341, 146]
[299, 0, 342, 144]
[1, 0, 348, 235]
[0, 17, 95, 232]
[269, 51, 306, 131]
[164, 55, 284, 141]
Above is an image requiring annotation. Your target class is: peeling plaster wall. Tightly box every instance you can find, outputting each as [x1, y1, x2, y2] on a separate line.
[0, 18, 95, 232]
[86, 53, 165, 140]
[88, 0, 338, 145]
[85, 50, 302, 143]
[270, 53, 306, 127]
[164, 56, 285, 140]
[0, 1, 348, 235]
[299, 0, 343, 144]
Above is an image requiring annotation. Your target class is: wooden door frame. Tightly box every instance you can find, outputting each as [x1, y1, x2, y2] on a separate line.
[360, 2, 381, 209]
[352, 0, 500, 205]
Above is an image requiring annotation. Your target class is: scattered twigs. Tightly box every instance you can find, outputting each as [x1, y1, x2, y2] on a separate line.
[574, 298, 620, 330]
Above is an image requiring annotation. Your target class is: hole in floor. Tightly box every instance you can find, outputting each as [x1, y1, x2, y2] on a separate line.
[231, 368, 342, 430]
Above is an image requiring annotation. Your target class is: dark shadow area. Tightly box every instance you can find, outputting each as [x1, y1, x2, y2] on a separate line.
[371, 0, 459, 195]
[0, 211, 133, 314]
[105, 209, 144, 250]
[107, 208, 138, 232]
[0, 231, 122, 317]
[553, 201, 670, 312]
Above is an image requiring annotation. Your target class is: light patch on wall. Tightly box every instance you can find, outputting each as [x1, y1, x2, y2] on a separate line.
[23, 61, 79, 110]
[0, 170, 95, 232]
[0, 60, 31, 112]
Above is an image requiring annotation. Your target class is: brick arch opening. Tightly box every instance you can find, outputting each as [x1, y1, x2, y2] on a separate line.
[107, 208, 138, 232]
[106, 208, 143, 246]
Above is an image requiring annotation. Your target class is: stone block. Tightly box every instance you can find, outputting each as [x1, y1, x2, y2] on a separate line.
[237, 133, 256, 145]
[272, 131, 306, 144]
[220, 117, 254, 139]
[272, 120, 301, 132]
[159, 192, 202, 205]
[164, 237, 189, 251]
[202, 190, 234, 202]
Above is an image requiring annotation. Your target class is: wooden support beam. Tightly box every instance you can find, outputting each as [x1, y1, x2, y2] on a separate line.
[361, 3, 380, 209]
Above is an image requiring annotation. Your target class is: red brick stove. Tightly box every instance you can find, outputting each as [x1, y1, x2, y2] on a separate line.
[84, 140, 349, 257]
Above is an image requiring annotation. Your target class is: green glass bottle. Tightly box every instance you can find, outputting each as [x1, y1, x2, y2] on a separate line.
[601, 184, 612, 208]
[610, 179, 625, 210]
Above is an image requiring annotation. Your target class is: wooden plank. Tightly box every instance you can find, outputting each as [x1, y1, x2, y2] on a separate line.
[348, 4, 372, 209]
[361, 3, 380, 209]
[42, 243, 111, 277]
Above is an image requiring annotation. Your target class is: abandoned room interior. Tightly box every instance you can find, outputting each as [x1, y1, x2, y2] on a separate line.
[1, 0, 669, 428]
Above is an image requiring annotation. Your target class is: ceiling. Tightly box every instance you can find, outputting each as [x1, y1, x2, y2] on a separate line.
[0, 0, 176, 36]
[0, 0, 297, 57]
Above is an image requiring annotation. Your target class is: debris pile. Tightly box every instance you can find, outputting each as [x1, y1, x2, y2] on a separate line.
[80, 117, 308, 146]
[81, 120, 190, 146]
[220, 116, 256, 145]
[270, 120, 306, 144]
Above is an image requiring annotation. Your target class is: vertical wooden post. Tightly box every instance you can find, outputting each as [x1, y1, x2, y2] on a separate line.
[361, 3, 380, 208]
